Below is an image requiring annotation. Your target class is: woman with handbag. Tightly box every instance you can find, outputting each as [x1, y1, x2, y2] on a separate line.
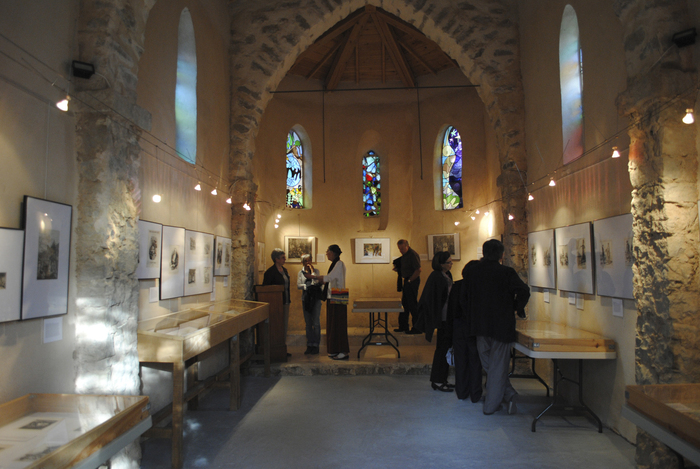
[304, 244, 349, 360]
[297, 254, 323, 355]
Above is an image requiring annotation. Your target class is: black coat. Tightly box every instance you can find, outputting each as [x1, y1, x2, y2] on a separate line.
[416, 269, 453, 342]
[461, 259, 530, 344]
[262, 265, 290, 304]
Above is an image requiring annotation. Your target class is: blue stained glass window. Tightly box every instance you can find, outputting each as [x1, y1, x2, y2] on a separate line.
[362, 151, 380, 217]
[442, 126, 463, 210]
[560, 4, 584, 164]
[175, 8, 197, 164]
[286, 130, 303, 208]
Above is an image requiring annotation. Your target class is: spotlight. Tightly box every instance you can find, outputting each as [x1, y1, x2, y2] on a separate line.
[672, 28, 697, 48]
[683, 109, 694, 125]
[508, 214, 514, 220]
[152, 194, 162, 203]
[528, 194, 534, 201]
[226, 197, 232, 204]
[56, 95, 70, 111]
[549, 178, 556, 187]
[454, 221, 460, 226]
[470, 215, 476, 220]
[611, 146, 620, 158]
[274, 223, 279, 228]
[475, 209, 480, 215]
[194, 182, 201, 191]
[71, 60, 96, 79]
[243, 202, 251, 211]
[211, 188, 218, 195]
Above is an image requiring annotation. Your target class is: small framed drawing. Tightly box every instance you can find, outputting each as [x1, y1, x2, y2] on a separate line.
[528, 229, 556, 289]
[21, 196, 72, 320]
[161, 225, 185, 300]
[285, 236, 316, 263]
[257, 242, 265, 272]
[214, 236, 231, 276]
[555, 222, 594, 294]
[354, 238, 390, 264]
[427, 233, 460, 261]
[184, 230, 215, 296]
[593, 213, 634, 299]
[0, 228, 24, 322]
[136, 220, 162, 279]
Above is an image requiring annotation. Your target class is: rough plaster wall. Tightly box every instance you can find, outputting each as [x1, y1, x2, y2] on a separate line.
[614, 0, 700, 467]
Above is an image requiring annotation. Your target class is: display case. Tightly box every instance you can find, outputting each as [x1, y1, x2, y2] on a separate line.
[516, 320, 617, 355]
[0, 393, 150, 469]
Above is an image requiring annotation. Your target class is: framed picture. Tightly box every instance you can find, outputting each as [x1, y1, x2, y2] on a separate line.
[354, 238, 390, 264]
[160, 225, 185, 300]
[528, 229, 556, 289]
[214, 236, 232, 276]
[284, 236, 316, 263]
[136, 220, 162, 279]
[427, 233, 460, 261]
[21, 196, 72, 320]
[184, 230, 215, 296]
[593, 213, 634, 299]
[0, 228, 24, 322]
[555, 222, 594, 294]
[257, 242, 265, 272]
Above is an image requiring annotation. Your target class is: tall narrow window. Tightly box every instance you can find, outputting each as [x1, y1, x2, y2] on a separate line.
[560, 4, 584, 164]
[442, 126, 463, 210]
[286, 130, 303, 208]
[176, 8, 197, 164]
[362, 151, 380, 217]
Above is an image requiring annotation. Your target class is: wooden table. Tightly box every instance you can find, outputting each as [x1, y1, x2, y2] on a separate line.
[352, 298, 403, 358]
[137, 299, 270, 469]
[0, 393, 151, 469]
[514, 320, 617, 432]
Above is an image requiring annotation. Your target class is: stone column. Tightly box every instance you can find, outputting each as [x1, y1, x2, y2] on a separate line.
[615, 1, 699, 467]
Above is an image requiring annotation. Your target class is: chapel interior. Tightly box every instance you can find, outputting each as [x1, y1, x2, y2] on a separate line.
[0, 0, 699, 468]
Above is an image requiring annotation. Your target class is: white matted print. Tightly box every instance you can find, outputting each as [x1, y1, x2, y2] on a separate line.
[0, 228, 24, 322]
[161, 226, 185, 300]
[555, 222, 593, 294]
[427, 233, 460, 261]
[184, 230, 214, 296]
[284, 236, 316, 263]
[354, 238, 390, 264]
[528, 229, 556, 289]
[593, 213, 634, 299]
[214, 236, 231, 276]
[136, 220, 162, 279]
[22, 196, 72, 320]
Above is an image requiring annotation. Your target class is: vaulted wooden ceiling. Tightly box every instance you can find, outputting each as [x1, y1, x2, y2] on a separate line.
[287, 5, 458, 89]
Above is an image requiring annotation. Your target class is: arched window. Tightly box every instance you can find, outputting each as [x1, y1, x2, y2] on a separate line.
[560, 4, 584, 165]
[286, 130, 303, 208]
[442, 126, 463, 210]
[176, 8, 197, 164]
[362, 151, 380, 217]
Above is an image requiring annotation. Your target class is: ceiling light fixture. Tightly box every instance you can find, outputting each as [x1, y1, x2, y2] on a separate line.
[194, 182, 201, 191]
[611, 146, 620, 158]
[152, 194, 161, 203]
[549, 178, 556, 187]
[683, 109, 694, 124]
[56, 95, 70, 111]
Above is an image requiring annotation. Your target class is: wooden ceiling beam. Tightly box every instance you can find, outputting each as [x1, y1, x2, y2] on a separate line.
[398, 38, 436, 75]
[370, 10, 414, 87]
[379, 11, 457, 67]
[326, 13, 369, 89]
[306, 41, 343, 80]
[312, 14, 363, 50]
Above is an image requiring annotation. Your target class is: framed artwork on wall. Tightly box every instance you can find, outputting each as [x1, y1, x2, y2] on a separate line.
[354, 238, 390, 264]
[528, 229, 556, 289]
[214, 236, 231, 276]
[21, 196, 72, 320]
[257, 242, 265, 272]
[427, 233, 461, 261]
[136, 220, 162, 279]
[160, 225, 185, 300]
[184, 230, 215, 296]
[284, 236, 316, 263]
[555, 222, 594, 294]
[0, 228, 24, 323]
[593, 213, 634, 299]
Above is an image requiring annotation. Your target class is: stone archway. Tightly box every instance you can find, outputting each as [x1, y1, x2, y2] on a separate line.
[228, 0, 529, 296]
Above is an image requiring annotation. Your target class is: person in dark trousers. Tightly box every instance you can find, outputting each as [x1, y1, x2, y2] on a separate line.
[394, 239, 421, 334]
[416, 251, 455, 392]
[462, 239, 530, 415]
[262, 248, 292, 357]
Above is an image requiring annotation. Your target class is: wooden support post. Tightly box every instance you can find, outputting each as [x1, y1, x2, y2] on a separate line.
[230, 335, 241, 410]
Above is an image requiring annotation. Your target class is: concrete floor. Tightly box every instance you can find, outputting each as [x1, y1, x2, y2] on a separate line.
[140, 373, 636, 469]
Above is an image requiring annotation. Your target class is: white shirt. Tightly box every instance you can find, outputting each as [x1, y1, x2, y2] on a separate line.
[297, 267, 320, 290]
[323, 260, 346, 298]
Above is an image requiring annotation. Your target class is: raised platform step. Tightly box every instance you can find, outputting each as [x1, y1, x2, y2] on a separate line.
[286, 327, 431, 347]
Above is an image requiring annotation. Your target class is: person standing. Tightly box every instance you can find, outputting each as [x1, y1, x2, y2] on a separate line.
[297, 254, 323, 355]
[304, 244, 349, 360]
[462, 239, 530, 415]
[394, 239, 421, 334]
[262, 248, 292, 357]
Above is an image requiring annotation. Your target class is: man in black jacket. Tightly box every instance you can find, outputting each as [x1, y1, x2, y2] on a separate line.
[461, 239, 530, 415]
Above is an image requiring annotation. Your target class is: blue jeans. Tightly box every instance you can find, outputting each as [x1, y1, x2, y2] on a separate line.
[303, 298, 322, 346]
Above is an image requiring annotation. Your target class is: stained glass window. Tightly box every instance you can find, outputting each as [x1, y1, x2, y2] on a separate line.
[442, 126, 463, 210]
[286, 130, 303, 208]
[362, 151, 380, 217]
[560, 4, 584, 164]
[175, 8, 197, 164]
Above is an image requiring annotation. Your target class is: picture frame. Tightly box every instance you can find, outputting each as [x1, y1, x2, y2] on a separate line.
[284, 236, 316, 263]
[21, 196, 72, 320]
[354, 238, 390, 264]
[427, 233, 461, 261]
[555, 222, 594, 294]
[136, 220, 162, 279]
[593, 213, 634, 299]
[184, 230, 215, 296]
[0, 228, 24, 323]
[214, 236, 231, 276]
[160, 225, 185, 300]
[528, 229, 556, 289]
